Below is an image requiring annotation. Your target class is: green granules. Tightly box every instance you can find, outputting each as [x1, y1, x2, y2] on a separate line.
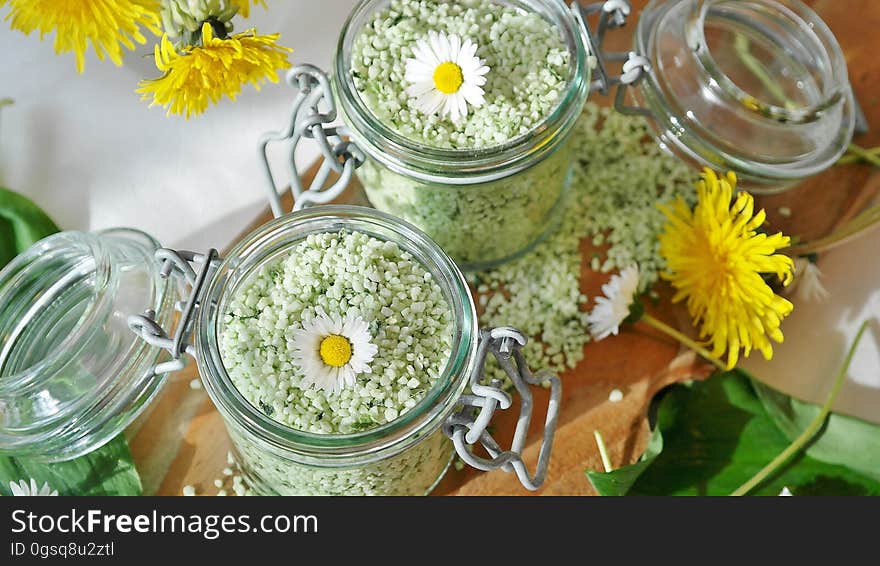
[358, 139, 574, 267]
[219, 230, 453, 434]
[229, 426, 452, 496]
[350, 0, 570, 149]
[475, 103, 698, 382]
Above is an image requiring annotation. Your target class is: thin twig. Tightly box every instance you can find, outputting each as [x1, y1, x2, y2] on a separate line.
[594, 430, 614, 473]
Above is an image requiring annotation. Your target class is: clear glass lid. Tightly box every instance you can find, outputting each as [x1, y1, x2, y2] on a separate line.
[0, 228, 175, 462]
[634, 0, 855, 190]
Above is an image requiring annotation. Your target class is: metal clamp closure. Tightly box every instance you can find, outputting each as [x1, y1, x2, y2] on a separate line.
[444, 327, 562, 491]
[571, 1, 653, 117]
[128, 249, 220, 376]
[258, 64, 365, 217]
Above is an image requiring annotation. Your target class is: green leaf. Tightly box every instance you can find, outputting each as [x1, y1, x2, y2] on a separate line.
[754, 382, 880, 483]
[0, 435, 143, 496]
[587, 370, 880, 495]
[587, 424, 663, 496]
[0, 186, 61, 259]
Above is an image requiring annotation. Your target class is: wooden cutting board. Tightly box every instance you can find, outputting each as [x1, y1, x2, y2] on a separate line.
[128, 0, 880, 496]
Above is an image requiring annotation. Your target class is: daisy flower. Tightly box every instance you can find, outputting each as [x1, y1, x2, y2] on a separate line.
[404, 30, 490, 123]
[791, 256, 830, 303]
[291, 312, 378, 395]
[0, 0, 161, 73]
[9, 479, 58, 496]
[658, 168, 795, 369]
[137, 22, 291, 118]
[587, 265, 641, 340]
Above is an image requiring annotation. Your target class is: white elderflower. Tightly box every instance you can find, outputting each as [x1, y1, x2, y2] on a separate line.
[791, 257, 830, 303]
[291, 312, 378, 395]
[404, 30, 489, 122]
[587, 265, 640, 341]
[9, 479, 58, 496]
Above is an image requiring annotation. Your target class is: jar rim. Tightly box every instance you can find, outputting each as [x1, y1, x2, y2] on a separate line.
[196, 205, 478, 466]
[333, 0, 591, 184]
[689, 0, 848, 124]
[634, 0, 855, 188]
[0, 232, 113, 390]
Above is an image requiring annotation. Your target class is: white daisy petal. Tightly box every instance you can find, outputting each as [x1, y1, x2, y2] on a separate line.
[429, 31, 444, 61]
[449, 34, 461, 63]
[587, 265, 641, 341]
[417, 41, 442, 67]
[9, 479, 57, 496]
[456, 92, 468, 120]
[460, 83, 486, 107]
[419, 91, 446, 115]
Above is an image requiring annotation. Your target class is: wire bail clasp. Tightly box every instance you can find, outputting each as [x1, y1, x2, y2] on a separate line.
[128, 248, 220, 376]
[443, 327, 562, 491]
[571, 1, 653, 117]
[258, 65, 365, 216]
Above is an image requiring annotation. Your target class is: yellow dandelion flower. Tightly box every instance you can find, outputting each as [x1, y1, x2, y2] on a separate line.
[0, 0, 161, 73]
[231, 0, 265, 18]
[136, 22, 291, 118]
[658, 168, 794, 369]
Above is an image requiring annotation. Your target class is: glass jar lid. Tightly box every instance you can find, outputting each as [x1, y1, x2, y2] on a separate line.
[0, 228, 176, 462]
[633, 0, 855, 191]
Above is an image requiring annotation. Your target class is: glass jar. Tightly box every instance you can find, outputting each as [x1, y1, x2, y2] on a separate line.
[263, 0, 594, 271]
[0, 228, 175, 495]
[194, 207, 478, 495]
[0, 208, 559, 496]
[623, 0, 855, 192]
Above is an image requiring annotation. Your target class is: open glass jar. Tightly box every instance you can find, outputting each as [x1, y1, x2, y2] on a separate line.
[196, 206, 480, 495]
[618, 0, 856, 192]
[0, 229, 175, 495]
[0, 207, 559, 496]
[141, 206, 559, 495]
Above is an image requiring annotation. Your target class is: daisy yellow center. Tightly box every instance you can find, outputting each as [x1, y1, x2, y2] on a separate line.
[319, 335, 352, 367]
[433, 62, 464, 94]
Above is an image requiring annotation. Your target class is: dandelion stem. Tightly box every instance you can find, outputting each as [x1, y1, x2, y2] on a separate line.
[640, 313, 727, 371]
[839, 143, 880, 168]
[594, 430, 613, 473]
[730, 319, 869, 496]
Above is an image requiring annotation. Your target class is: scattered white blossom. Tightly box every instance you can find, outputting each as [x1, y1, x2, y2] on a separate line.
[791, 257, 830, 303]
[779, 487, 793, 496]
[587, 266, 641, 341]
[9, 479, 58, 496]
[182, 485, 196, 496]
[608, 389, 624, 403]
